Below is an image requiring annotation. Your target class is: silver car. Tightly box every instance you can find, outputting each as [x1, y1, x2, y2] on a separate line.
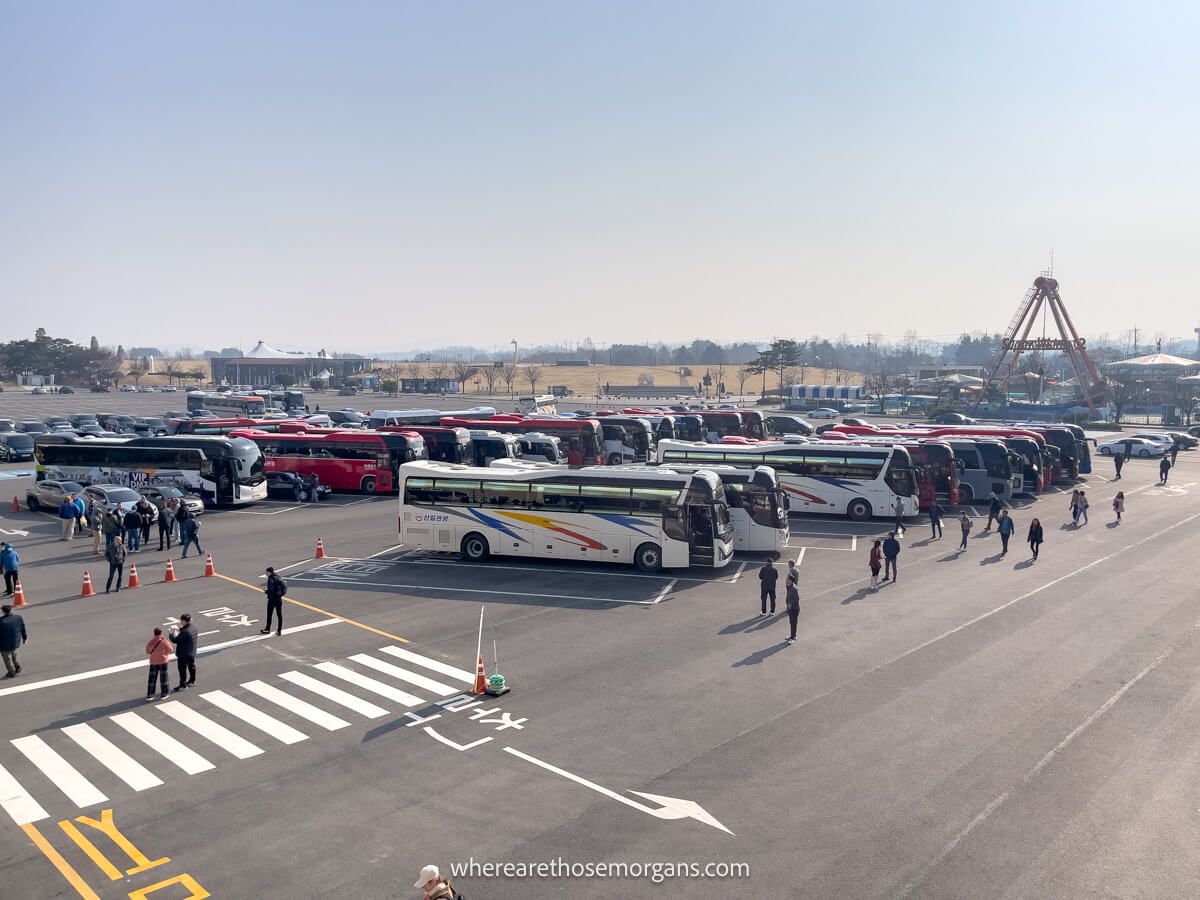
[139, 485, 204, 516]
[82, 485, 158, 522]
[26, 480, 86, 512]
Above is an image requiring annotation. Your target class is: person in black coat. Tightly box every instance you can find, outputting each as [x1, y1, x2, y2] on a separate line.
[169, 613, 198, 691]
[1027, 518, 1044, 560]
[260, 568, 287, 636]
[757, 558, 778, 616]
[0, 604, 28, 677]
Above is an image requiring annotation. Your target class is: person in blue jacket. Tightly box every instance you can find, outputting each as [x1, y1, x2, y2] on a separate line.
[0, 543, 18, 596]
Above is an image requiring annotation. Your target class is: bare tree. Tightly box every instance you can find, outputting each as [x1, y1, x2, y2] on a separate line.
[735, 366, 754, 396]
[712, 364, 726, 398]
[451, 361, 480, 393]
[480, 364, 501, 393]
[499, 363, 518, 395]
[427, 361, 450, 385]
[127, 364, 148, 387]
[404, 362, 423, 383]
[863, 372, 904, 414]
[162, 361, 181, 386]
[524, 364, 544, 393]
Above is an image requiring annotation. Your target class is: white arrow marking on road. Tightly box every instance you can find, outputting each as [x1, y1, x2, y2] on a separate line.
[503, 746, 732, 834]
[0, 529, 29, 537]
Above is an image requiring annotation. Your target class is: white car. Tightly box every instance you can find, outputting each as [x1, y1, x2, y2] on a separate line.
[807, 408, 840, 419]
[1097, 437, 1165, 458]
[138, 385, 156, 393]
[162, 385, 178, 392]
[1127, 432, 1173, 449]
[119, 384, 136, 392]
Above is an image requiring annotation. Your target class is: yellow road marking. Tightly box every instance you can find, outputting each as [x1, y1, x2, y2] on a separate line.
[21, 822, 101, 900]
[213, 573, 410, 644]
[58, 820, 122, 881]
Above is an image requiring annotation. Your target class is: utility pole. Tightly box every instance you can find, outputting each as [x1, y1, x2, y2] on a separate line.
[1194, 326, 1199, 357]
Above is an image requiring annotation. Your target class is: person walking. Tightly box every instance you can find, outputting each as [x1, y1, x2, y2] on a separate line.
[0, 543, 18, 597]
[87, 500, 104, 555]
[144, 628, 173, 701]
[261, 567, 287, 636]
[996, 509, 1015, 555]
[157, 498, 176, 551]
[1076, 490, 1089, 526]
[786, 558, 799, 586]
[1159, 456, 1172, 484]
[893, 496, 906, 536]
[136, 497, 154, 547]
[1113, 452, 1124, 480]
[984, 489, 1003, 532]
[1027, 517, 1044, 560]
[173, 501, 189, 543]
[1170, 442, 1180, 467]
[0, 604, 28, 678]
[757, 557, 778, 617]
[123, 505, 143, 552]
[169, 613, 198, 691]
[958, 512, 973, 550]
[179, 515, 203, 559]
[58, 496, 77, 541]
[101, 508, 122, 551]
[881, 532, 901, 583]
[928, 500, 944, 540]
[72, 493, 86, 534]
[105, 536, 127, 593]
[784, 572, 800, 645]
[1113, 490, 1125, 524]
[868, 539, 883, 590]
[1068, 489, 1081, 525]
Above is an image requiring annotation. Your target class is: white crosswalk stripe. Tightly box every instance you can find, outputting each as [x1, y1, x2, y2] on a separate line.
[200, 691, 307, 745]
[11, 735, 107, 808]
[0, 761, 48, 825]
[242, 681, 350, 731]
[157, 702, 264, 759]
[278, 671, 388, 718]
[312, 662, 424, 706]
[378, 646, 476, 684]
[110, 712, 215, 775]
[62, 723, 163, 792]
[0, 646, 474, 821]
[348, 654, 457, 696]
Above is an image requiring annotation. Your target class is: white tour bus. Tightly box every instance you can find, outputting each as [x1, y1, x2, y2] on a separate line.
[656, 439, 918, 521]
[398, 460, 734, 571]
[34, 434, 267, 506]
[644, 463, 789, 554]
[368, 407, 496, 428]
[515, 395, 557, 416]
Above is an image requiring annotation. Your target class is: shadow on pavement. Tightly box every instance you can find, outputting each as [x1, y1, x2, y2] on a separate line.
[732, 643, 789, 667]
[841, 587, 874, 605]
[44, 696, 148, 730]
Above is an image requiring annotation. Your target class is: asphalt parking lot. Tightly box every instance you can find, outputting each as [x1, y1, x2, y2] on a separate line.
[1, 437, 1198, 898]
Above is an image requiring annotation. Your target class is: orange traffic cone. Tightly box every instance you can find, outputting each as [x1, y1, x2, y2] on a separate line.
[203, 553, 215, 577]
[10, 496, 18, 514]
[163, 559, 177, 583]
[80, 570, 96, 598]
[11, 580, 26, 607]
[473, 654, 487, 694]
[315, 538, 326, 559]
[126, 564, 141, 589]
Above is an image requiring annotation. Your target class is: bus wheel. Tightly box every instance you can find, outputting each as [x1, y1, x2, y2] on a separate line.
[361, 476, 377, 493]
[846, 498, 872, 521]
[461, 533, 490, 562]
[634, 542, 662, 572]
[608, 452, 623, 466]
[958, 484, 974, 503]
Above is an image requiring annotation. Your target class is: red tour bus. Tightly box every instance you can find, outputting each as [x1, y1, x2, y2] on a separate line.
[821, 433, 959, 509]
[229, 430, 395, 493]
[173, 417, 306, 435]
[439, 417, 606, 466]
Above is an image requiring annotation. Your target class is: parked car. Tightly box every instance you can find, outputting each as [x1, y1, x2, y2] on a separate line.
[266, 471, 331, 501]
[765, 414, 813, 436]
[58, 385, 75, 394]
[930, 412, 976, 425]
[327, 410, 365, 427]
[138, 385, 156, 393]
[119, 384, 136, 392]
[31, 387, 47, 395]
[841, 417, 871, 426]
[43, 417, 71, 429]
[138, 485, 204, 516]
[16, 421, 49, 434]
[26, 480, 86, 511]
[70, 415, 100, 429]
[90, 384, 111, 393]
[0, 433, 35, 462]
[1127, 432, 1174, 450]
[1165, 431, 1198, 449]
[162, 385, 178, 392]
[82, 485, 157, 521]
[1097, 437, 1165, 458]
[0, 419, 14, 433]
[807, 408, 840, 419]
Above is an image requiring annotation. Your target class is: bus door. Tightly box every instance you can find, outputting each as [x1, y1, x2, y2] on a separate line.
[686, 503, 715, 566]
[203, 454, 237, 504]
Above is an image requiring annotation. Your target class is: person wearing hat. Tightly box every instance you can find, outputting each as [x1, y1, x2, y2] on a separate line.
[260, 567, 287, 636]
[414, 865, 457, 899]
[169, 613, 198, 692]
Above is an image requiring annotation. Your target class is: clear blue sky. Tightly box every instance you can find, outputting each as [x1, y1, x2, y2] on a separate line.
[3, 1, 1198, 353]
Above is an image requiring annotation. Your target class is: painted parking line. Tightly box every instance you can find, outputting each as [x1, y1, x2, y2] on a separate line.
[0, 619, 341, 698]
[288, 575, 669, 606]
[340, 554, 727, 586]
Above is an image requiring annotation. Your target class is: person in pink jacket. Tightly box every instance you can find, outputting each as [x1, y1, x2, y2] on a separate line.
[145, 628, 174, 701]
